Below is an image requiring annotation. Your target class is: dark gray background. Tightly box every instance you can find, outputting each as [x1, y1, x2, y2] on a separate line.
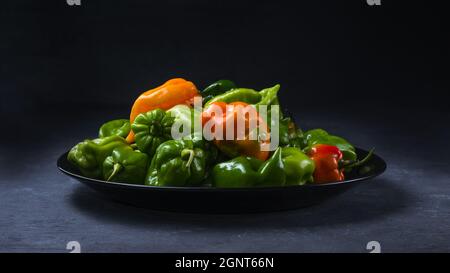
[0, 0, 449, 252]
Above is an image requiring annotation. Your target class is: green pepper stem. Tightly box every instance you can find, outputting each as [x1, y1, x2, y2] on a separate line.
[181, 149, 195, 168]
[107, 163, 123, 181]
[341, 148, 375, 169]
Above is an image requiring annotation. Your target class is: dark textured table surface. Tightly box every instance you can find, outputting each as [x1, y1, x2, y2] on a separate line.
[1, 0, 449, 253]
[1, 106, 449, 253]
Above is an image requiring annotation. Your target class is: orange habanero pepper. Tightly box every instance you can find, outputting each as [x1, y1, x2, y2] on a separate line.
[201, 101, 270, 161]
[126, 78, 199, 143]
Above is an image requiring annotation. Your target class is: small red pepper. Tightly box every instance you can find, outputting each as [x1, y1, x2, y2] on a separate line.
[307, 144, 344, 183]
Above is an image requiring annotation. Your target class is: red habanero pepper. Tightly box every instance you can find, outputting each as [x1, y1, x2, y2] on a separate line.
[307, 144, 344, 183]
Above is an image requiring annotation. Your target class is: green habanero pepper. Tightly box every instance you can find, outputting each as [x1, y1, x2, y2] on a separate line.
[258, 147, 286, 186]
[281, 147, 315, 185]
[204, 88, 261, 107]
[211, 156, 263, 188]
[204, 84, 281, 108]
[201, 80, 237, 104]
[98, 119, 131, 138]
[303, 129, 357, 161]
[257, 84, 283, 125]
[102, 146, 149, 184]
[145, 139, 211, 187]
[211, 148, 286, 188]
[166, 105, 202, 140]
[131, 109, 175, 157]
[256, 84, 280, 107]
[67, 135, 129, 178]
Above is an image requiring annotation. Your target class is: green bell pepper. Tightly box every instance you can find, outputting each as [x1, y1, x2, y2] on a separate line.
[131, 109, 175, 157]
[67, 135, 129, 178]
[303, 129, 357, 161]
[212, 148, 286, 188]
[145, 138, 215, 187]
[281, 147, 315, 185]
[201, 80, 237, 104]
[98, 119, 130, 138]
[102, 146, 149, 184]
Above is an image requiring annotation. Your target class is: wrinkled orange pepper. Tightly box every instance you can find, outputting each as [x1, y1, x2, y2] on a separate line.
[126, 78, 199, 143]
[201, 101, 270, 161]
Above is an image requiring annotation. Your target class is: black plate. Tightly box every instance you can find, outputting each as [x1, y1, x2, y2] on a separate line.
[57, 148, 386, 213]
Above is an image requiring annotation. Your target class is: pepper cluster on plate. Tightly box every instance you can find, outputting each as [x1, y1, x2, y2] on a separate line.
[67, 78, 372, 187]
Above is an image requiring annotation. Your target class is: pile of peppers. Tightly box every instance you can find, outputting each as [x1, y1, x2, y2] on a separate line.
[68, 78, 373, 187]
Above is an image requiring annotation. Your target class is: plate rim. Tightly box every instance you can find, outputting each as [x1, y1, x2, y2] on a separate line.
[57, 147, 386, 192]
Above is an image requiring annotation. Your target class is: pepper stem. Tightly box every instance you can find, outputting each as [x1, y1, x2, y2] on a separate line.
[107, 163, 122, 181]
[340, 148, 375, 169]
[181, 149, 195, 168]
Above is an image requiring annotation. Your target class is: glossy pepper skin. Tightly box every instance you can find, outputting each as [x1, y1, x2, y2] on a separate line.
[205, 88, 260, 107]
[102, 146, 149, 184]
[303, 129, 356, 161]
[212, 148, 286, 188]
[201, 101, 270, 161]
[131, 109, 175, 157]
[281, 147, 315, 185]
[145, 138, 216, 187]
[201, 80, 236, 104]
[204, 84, 280, 108]
[256, 85, 283, 128]
[99, 119, 130, 138]
[126, 78, 199, 143]
[307, 144, 344, 183]
[256, 84, 281, 107]
[67, 135, 129, 178]
[166, 105, 200, 139]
